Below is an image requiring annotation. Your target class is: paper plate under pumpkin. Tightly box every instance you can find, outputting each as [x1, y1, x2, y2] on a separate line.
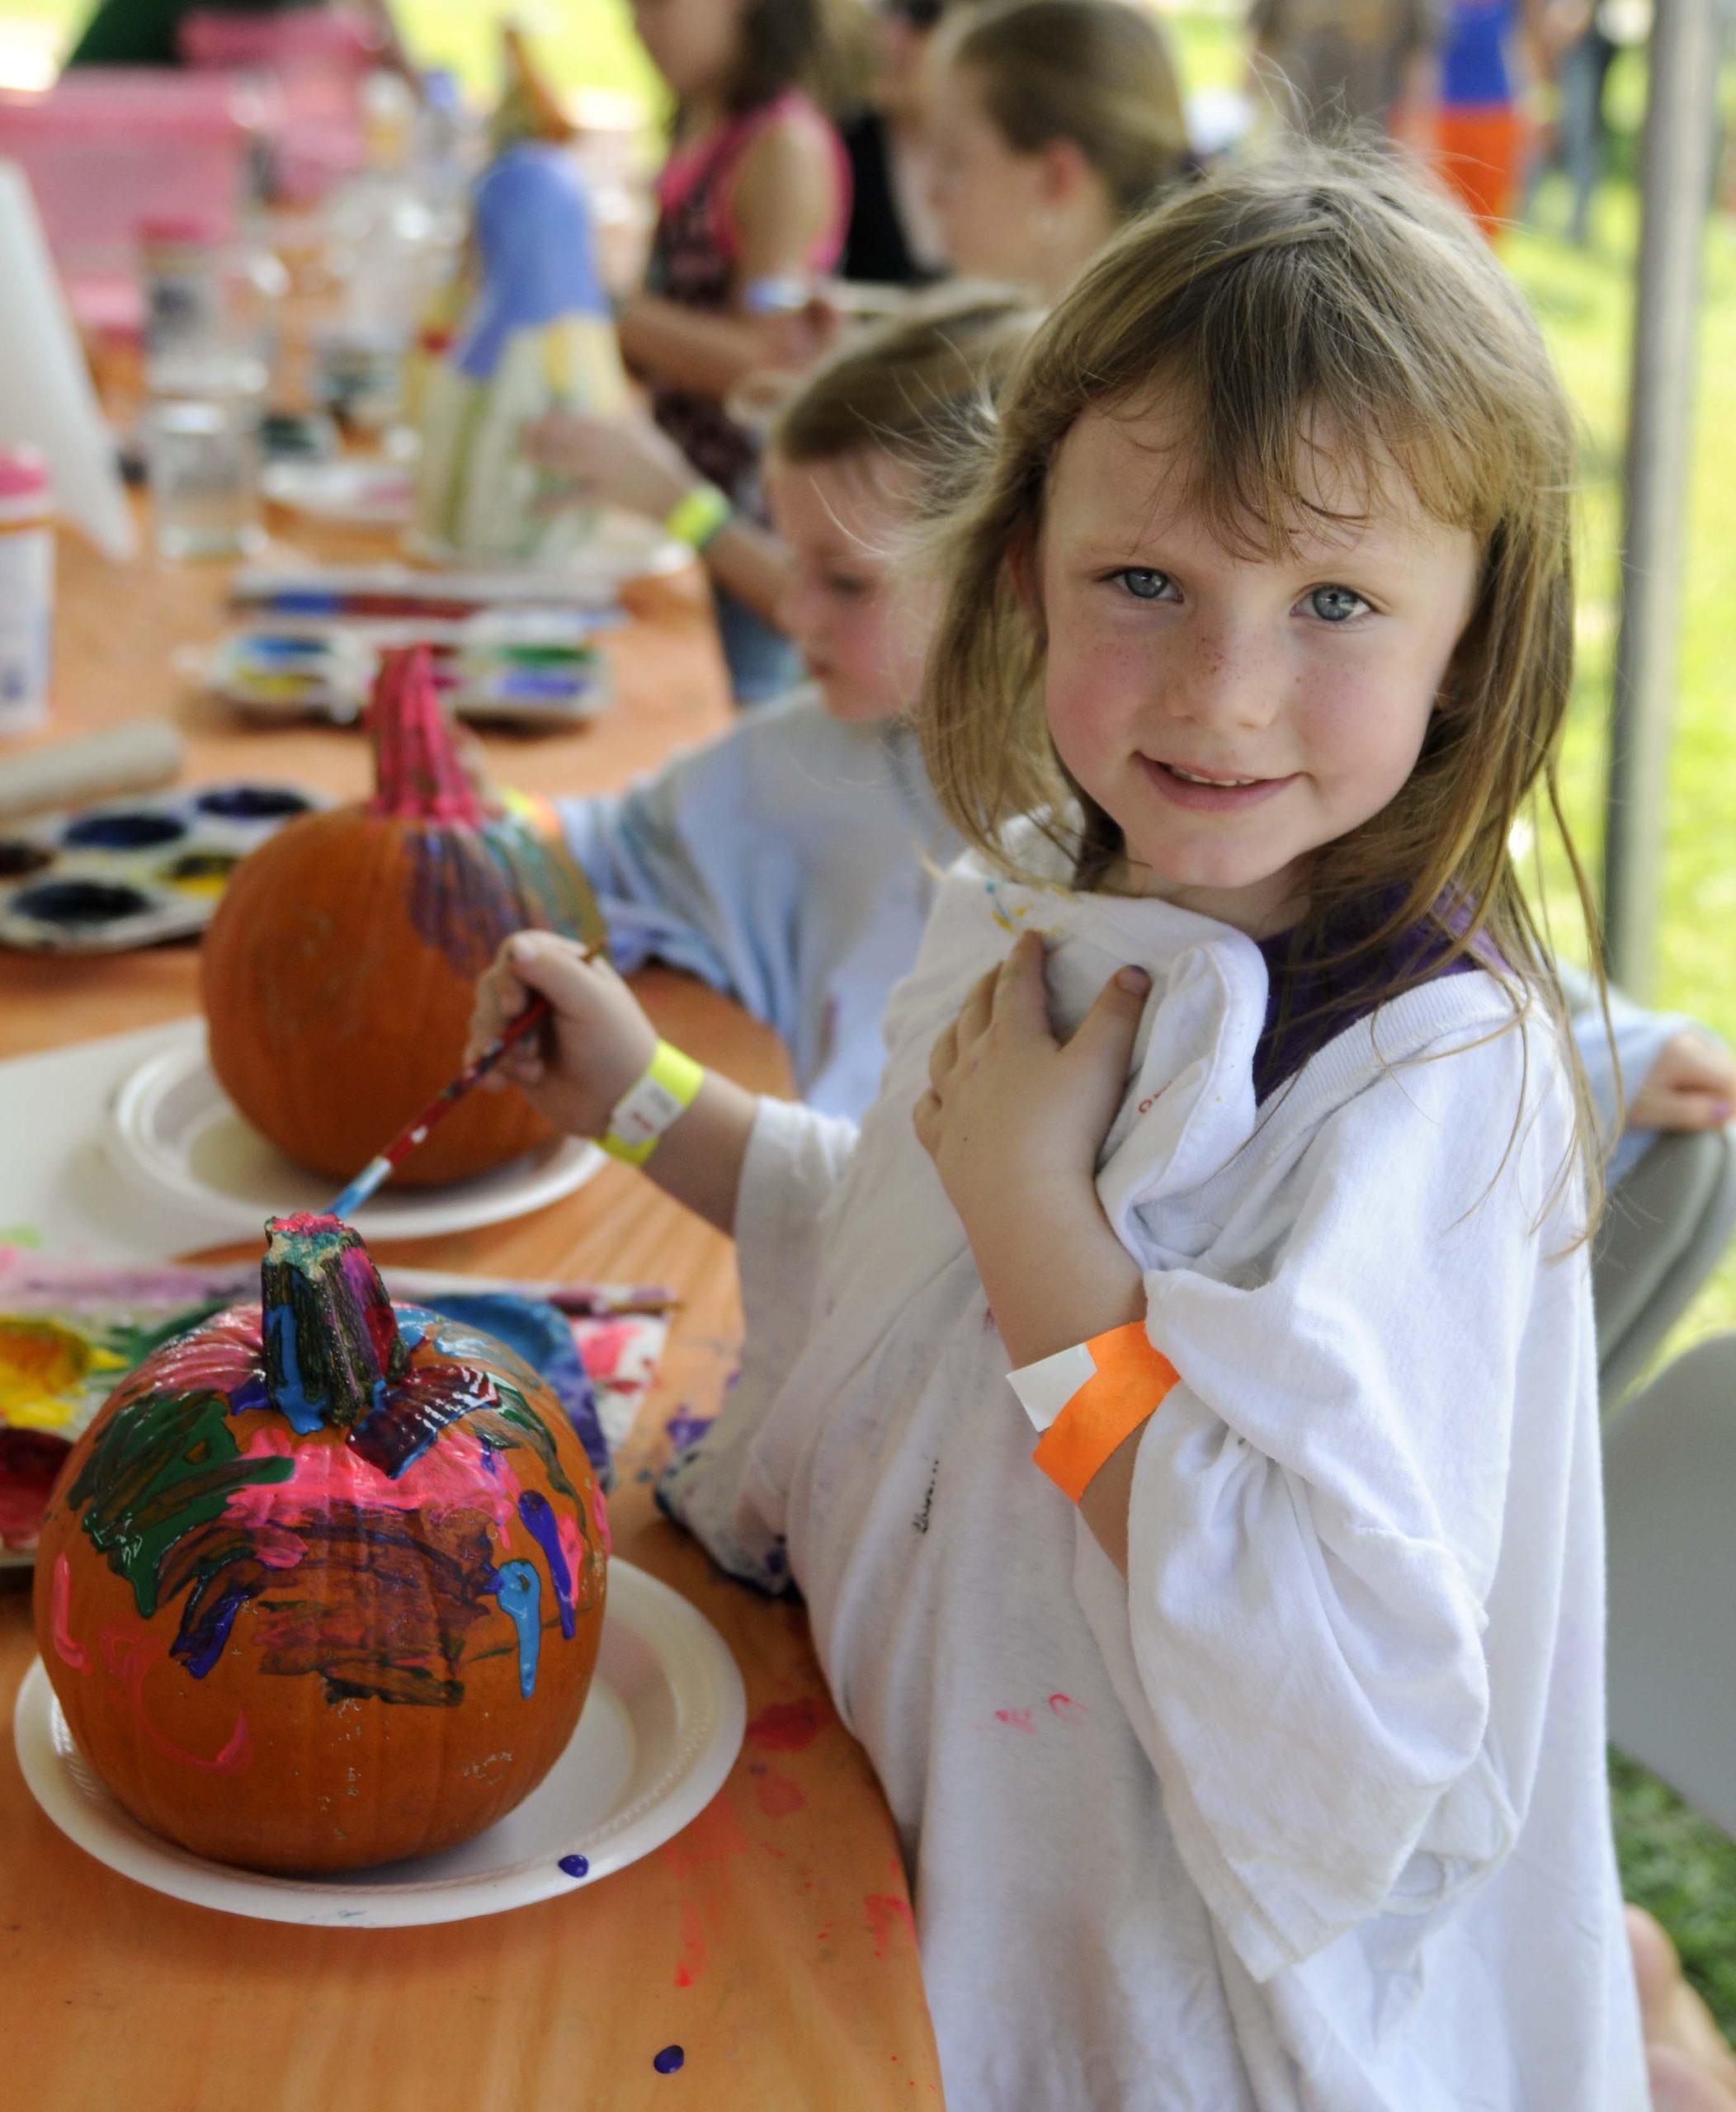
[200, 644, 604, 1188]
[31, 1214, 609, 1874]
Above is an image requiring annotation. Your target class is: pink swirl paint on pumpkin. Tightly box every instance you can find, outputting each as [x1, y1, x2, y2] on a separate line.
[50, 1552, 87, 1671]
[223, 1424, 524, 1534]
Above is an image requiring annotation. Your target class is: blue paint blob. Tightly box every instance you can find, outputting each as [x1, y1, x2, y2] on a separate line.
[172, 1583, 249, 1677]
[558, 1852, 589, 1879]
[653, 2046, 685, 2075]
[63, 810, 186, 850]
[265, 1303, 324, 1432]
[518, 1488, 575, 1638]
[226, 1374, 270, 1417]
[665, 1410, 713, 1453]
[488, 1558, 541, 1696]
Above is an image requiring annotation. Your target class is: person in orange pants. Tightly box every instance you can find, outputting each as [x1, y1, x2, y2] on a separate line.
[1434, 0, 1537, 231]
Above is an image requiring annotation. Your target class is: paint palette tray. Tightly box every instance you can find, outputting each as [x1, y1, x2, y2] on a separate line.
[198, 611, 614, 729]
[0, 782, 321, 955]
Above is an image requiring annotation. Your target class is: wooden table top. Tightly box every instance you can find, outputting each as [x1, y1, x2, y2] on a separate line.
[0, 519, 943, 2109]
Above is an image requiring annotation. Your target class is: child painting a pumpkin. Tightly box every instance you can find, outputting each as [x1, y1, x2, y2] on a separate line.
[526, 287, 1038, 1119]
[470, 148, 1654, 2100]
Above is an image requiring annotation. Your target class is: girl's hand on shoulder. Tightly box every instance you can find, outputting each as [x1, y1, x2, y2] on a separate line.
[913, 929, 1150, 1233]
[1630, 1030, 1736, 1134]
[468, 931, 657, 1139]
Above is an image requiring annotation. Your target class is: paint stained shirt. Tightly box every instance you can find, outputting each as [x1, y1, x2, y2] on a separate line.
[555, 688, 955, 1120]
[662, 823, 1648, 2110]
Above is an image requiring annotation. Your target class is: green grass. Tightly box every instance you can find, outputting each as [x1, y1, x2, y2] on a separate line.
[11, 0, 1736, 2036]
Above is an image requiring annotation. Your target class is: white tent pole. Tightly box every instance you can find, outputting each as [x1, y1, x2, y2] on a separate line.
[1601, 0, 1721, 996]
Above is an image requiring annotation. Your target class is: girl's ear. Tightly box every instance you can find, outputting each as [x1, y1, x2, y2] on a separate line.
[1035, 136, 1096, 212]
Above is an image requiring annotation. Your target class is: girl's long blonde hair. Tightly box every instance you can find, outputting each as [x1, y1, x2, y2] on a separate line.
[922, 145, 1606, 1200]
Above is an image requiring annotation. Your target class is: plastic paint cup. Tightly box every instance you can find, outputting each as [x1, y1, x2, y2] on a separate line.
[146, 358, 267, 563]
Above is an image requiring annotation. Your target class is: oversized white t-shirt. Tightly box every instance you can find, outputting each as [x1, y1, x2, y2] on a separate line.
[662, 829, 1649, 2110]
[556, 687, 954, 1119]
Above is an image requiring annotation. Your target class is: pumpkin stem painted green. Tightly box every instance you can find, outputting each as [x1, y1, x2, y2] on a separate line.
[262, 1214, 409, 1432]
[366, 645, 486, 827]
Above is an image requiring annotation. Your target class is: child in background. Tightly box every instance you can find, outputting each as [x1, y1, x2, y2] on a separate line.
[839, 0, 955, 288]
[926, 0, 1191, 298]
[1433, 0, 1537, 233]
[540, 290, 1037, 1117]
[474, 152, 1651, 2101]
[613, 0, 851, 700]
[525, 0, 1191, 620]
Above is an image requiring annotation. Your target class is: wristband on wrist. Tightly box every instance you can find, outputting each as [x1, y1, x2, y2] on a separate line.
[1007, 1320, 1178, 1503]
[600, 1040, 705, 1166]
[664, 482, 731, 553]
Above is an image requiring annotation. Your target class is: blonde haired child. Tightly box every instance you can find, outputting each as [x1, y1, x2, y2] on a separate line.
[540, 288, 1036, 1115]
[927, 0, 1191, 295]
[474, 152, 1649, 2102]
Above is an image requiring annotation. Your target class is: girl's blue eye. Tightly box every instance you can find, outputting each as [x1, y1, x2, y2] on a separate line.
[1308, 585, 1370, 623]
[1115, 568, 1173, 601]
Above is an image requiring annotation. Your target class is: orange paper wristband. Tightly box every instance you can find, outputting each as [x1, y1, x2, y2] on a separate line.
[1028, 1322, 1179, 1503]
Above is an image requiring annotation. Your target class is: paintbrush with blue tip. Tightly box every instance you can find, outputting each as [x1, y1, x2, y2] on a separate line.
[323, 994, 553, 1219]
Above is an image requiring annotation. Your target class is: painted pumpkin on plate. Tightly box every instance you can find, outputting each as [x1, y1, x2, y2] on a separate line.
[200, 644, 604, 1186]
[32, 1214, 609, 1874]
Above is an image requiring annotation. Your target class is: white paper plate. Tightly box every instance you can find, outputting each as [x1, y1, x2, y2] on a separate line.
[14, 1560, 746, 1926]
[105, 1020, 601, 1239]
[262, 458, 416, 526]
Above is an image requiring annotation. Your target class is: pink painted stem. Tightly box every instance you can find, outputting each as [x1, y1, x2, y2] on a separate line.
[366, 644, 487, 825]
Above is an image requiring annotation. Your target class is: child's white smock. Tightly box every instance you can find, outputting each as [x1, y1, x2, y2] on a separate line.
[663, 827, 1648, 2110]
[557, 686, 954, 1118]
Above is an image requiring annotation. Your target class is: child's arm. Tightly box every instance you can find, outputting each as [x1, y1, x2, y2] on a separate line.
[617, 113, 844, 400]
[916, 931, 1154, 1568]
[520, 407, 792, 624]
[468, 932, 757, 1234]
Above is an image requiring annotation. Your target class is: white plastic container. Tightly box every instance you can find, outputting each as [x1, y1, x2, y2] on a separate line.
[0, 450, 53, 735]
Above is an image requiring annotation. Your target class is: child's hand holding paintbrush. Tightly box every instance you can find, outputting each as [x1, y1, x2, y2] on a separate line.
[468, 930, 759, 1234]
[467, 933, 658, 1135]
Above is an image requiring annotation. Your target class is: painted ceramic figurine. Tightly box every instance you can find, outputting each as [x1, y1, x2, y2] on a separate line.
[415, 119, 629, 560]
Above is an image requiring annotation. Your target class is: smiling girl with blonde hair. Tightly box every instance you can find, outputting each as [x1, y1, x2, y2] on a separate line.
[472, 148, 1648, 2105]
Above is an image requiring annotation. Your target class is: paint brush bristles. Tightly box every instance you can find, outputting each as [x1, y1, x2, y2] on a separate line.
[323, 994, 553, 1219]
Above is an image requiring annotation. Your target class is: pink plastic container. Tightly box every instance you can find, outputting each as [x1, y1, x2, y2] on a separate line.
[177, 8, 380, 73]
[0, 73, 253, 328]
[179, 7, 376, 203]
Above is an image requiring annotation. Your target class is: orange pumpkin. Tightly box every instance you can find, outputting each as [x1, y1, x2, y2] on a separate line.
[32, 1214, 609, 1874]
[201, 645, 603, 1186]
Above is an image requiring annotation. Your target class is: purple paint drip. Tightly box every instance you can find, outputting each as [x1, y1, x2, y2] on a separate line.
[172, 1582, 251, 1677]
[653, 2046, 685, 2075]
[517, 1488, 575, 1638]
[558, 1852, 589, 1879]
